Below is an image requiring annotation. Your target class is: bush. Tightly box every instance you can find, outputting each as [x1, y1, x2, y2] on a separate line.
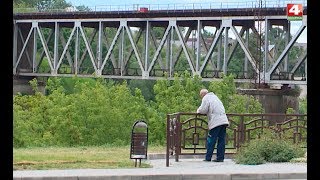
[234, 131, 305, 165]
[234, 146, 266, 165]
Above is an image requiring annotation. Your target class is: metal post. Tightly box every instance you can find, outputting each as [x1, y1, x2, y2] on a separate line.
[145, 21, 150, 73]
[119, 26, 124, 75]
[244, 27, 249, 78]
[217, 30, 222, 70]
[13, 22, 18, 73]
[239, 116, 245, 147]
[74, 23, 79, 74]
[33, 26, 37, 73]
[175, 113, 180, 162]
[263, 18, 269, 79]
[97, 21, 103, 73]
[166, 114, 170, 167]
[196, 20, 201, 73]
[223, 27, 229, 75]
[53, 22, 59, 74]
[166, 27, 170, 73]
[284, 21, 290, 72]
[169, 26, 174, 77]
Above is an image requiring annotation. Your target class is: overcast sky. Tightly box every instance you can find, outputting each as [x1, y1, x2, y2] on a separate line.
[66, 0, 307, 43]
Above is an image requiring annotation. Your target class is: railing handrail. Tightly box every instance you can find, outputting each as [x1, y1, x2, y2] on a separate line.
[166, 112, 307, 166]
[13, 0, 307, 14]
[168, 112, 307, 117]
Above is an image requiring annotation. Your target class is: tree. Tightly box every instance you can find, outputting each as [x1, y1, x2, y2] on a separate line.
[76, 5, 91, 11]
[128, 79, 156, 101]
[13, 0, 73, 11]
[36, 0, 71, 11]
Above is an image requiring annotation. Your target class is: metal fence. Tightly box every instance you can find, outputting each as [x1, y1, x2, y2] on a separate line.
[166, 112, 307, 166]
[14, 0, 307, 13]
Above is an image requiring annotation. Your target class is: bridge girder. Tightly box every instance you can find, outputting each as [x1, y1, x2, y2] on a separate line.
[13, 13, 307, 85]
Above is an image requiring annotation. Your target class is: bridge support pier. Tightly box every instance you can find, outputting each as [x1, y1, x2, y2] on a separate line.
[238, 88, 300, 124]
[13, 77, 46, 95]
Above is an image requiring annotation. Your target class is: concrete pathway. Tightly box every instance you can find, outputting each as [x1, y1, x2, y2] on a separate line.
[13, 158, 307, 180]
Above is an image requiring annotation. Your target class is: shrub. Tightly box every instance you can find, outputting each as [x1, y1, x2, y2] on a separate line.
[234, 145, 266, 165]
[234, 130, 305, 165]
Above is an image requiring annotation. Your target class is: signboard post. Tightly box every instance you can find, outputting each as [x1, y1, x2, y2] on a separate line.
[287, 4, 303, 21]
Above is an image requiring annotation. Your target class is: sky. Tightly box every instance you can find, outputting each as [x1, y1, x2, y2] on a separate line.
[65, 0, 307, 43]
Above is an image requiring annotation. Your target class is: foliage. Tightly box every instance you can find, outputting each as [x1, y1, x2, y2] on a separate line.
[13, 0, 38, 7]
[13, 90, 53, 147]
[208, 74, 263, 114]
[286, 93, 307, 114]
[14, 0, 72, 12]
[237, 82, 255, 89]
[208, 74, 236, 108]
[234, 130, 305, 165]
[47, 77, 97, 95]
[13, 1, 35, 13]
[299, 97, 307, 114]
[286, 107, 296, 114]
[13, 77, 154, 147]
[128, 79, 156, 101]
[227, 94, 264, 114]
[153, 71, 203, 114]
[15, 74, 305, 149]
[151, 71, 204, 144]
[75, 5, 91, 11]
[36, 0, 71, 11]
[29, 78, 40, 94]
[14, 73, 270, 147]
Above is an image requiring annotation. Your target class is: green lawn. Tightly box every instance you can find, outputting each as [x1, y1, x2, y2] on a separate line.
[13, 145, 305, 170]
[13, 145, 166, 170]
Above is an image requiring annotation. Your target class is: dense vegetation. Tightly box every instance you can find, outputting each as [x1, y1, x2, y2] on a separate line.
[14, 73, 267, 148]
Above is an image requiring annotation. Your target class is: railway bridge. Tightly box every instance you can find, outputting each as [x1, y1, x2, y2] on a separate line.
[13, 0, 307, 86]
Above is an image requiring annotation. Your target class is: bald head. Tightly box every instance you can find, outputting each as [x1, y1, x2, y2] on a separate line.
[199, 89, 208, 98]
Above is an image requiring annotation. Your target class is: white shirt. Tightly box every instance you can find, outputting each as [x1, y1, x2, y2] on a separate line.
[197, 92, 229, 130]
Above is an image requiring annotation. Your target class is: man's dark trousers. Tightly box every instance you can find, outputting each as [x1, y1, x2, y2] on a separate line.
[205, 124, 227, 161]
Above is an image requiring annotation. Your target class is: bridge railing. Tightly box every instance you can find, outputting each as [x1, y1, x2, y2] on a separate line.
[166, 112, 307, 166]
[13, 0, 307, 14]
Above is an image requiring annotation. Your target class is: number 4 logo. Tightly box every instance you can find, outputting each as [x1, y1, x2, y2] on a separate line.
[287, 4, 303, 17]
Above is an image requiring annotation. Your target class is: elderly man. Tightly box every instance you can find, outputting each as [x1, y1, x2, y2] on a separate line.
[197, 89, 229, 162]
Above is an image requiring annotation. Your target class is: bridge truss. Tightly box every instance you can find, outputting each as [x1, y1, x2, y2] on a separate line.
[13, 5, 307, 85]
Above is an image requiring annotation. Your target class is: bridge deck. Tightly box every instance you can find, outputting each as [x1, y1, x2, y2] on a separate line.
[14, 7, 307, 20]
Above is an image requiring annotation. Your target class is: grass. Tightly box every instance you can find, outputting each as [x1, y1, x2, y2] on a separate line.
[13, 145, 166, 170]
[14, 145, 303, 170]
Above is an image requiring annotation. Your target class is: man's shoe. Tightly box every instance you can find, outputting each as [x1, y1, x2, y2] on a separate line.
[203, 159, 211, 162]
[212, 159, 224, 162]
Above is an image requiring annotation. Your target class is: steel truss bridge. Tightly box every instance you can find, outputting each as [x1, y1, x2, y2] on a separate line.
[13, 1, 307, 85]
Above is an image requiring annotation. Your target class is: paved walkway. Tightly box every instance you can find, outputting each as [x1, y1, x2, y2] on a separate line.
[13, 157, 307, 180]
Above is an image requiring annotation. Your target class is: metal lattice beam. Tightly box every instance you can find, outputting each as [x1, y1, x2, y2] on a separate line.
[13, 10, 307, 85]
